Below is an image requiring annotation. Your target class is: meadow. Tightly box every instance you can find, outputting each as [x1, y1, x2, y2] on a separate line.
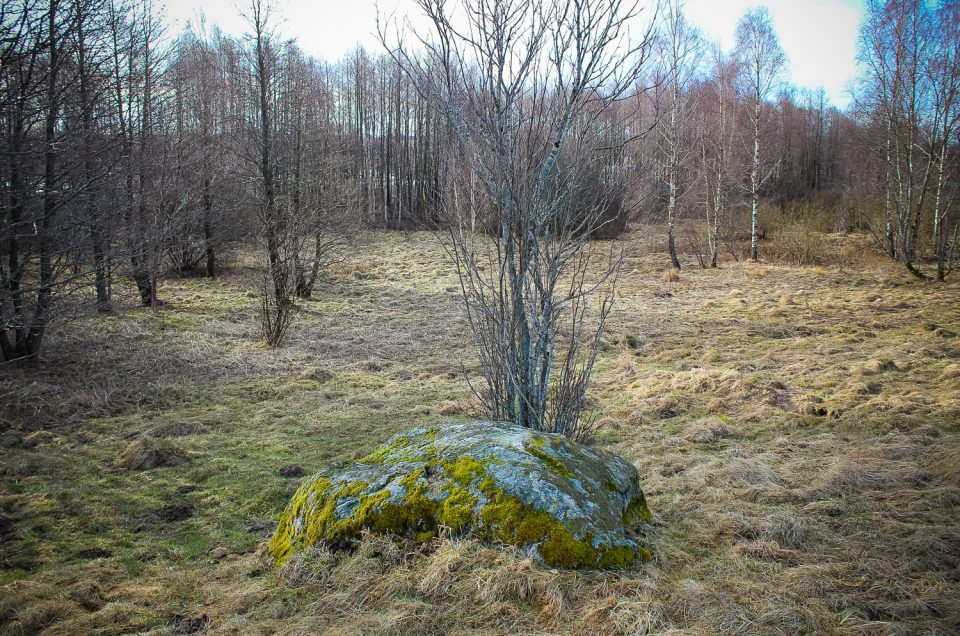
[1, 228, 958, 635]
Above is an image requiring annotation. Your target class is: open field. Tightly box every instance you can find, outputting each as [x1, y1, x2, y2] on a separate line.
[1, 228, 959, 635]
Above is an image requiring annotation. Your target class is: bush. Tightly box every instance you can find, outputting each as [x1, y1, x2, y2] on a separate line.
[766, 225, 828, 266]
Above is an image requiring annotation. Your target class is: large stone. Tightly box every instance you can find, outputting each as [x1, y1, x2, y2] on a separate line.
[268, 421, 652, 569]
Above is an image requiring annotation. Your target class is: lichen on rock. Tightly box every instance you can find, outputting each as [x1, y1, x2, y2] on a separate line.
[268, 421, 652, 569]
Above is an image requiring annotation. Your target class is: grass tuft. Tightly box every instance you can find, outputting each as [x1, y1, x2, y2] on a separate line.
[117, 437, 191, 471]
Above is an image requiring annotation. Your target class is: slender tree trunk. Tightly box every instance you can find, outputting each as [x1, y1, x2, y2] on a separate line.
[133, 17, 156, 306]
[667, 86, 681, 270]
[202, 177, 215, 277]
[30, 0, 63, 356]
[750, 98, 761, 262]
[78, 11, 111, 309]
[883, 121, 897, 258]
[255, 17, 280, 303]
[2, 114, 26, 360]
[932, 114, 952, 280]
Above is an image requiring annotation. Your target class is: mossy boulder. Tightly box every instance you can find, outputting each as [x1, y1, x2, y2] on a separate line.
[268, 421, 652, 569]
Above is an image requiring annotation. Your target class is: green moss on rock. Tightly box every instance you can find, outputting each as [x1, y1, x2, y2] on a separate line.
[438, 485, 477, 531]
[268, 421, 653, 569]
[478, 493, 597, 567]
[359, 435, 412, 464]
[623, 494, 653, 527]
[523, 435, 575, 479]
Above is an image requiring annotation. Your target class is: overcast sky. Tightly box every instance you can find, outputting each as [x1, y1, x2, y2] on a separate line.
[161, 0, 865, 109]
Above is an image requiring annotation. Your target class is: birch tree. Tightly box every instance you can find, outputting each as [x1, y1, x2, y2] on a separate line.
[929, 0, 960, 280]
[699, 45, 736, 268]
[733, 6, 786, 262]
[656, 0, 703, 270]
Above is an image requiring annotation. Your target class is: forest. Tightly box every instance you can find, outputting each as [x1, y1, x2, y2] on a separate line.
[1, 0, 959, 634]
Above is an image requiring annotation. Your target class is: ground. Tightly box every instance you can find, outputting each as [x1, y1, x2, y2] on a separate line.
[0, 228, 958, 635]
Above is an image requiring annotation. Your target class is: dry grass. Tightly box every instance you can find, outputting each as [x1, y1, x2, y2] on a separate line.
[680, 417, 733, 443]
[1, 228, 959, 634]
[117, 437, 192, 470]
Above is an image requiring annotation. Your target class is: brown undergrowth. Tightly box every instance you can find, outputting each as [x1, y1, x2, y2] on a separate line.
[1, 228, 958, 635]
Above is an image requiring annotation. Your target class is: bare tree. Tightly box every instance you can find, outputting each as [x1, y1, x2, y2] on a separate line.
[166, 19, 230, 279]
[0, 0, 76, 360]
[386, 0, 655, 438]
[655, 0, 703, 270]
[699, 44, 736, 268]
[855, 0, 943, 279]
[74, 0, 114, 309]
[733, 6, 786, 262]
[241, 0, 295, 346]
[930, 0, 960, 280]
[279, 49, 357, 299]
[852, 0, 960, 281]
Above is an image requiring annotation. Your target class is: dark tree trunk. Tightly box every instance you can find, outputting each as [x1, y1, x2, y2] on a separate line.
[202, 177, 215, 278]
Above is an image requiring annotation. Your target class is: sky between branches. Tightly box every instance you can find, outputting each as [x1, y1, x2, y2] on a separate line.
[162, 0, 864, 109]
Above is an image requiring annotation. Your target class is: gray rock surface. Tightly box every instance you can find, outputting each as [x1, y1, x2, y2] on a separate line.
[268, 420, 652, 569]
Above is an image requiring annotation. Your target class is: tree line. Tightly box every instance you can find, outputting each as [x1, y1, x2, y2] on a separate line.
[1, 0, 957, 364]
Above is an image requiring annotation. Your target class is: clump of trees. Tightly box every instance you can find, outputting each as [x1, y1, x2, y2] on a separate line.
[855, 0, 960, 280]
[0, 0, 363, 359]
